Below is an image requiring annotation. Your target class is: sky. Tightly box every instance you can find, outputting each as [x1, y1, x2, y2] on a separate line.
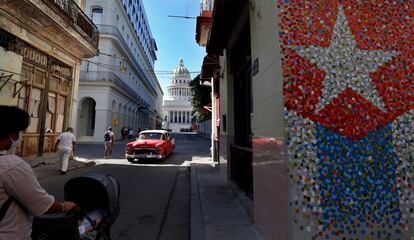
[142, 0, 206, 95]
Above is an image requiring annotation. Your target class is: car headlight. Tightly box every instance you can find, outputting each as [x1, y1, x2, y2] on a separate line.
[126, 145, 133, 152]
[156, 145, 161, 149]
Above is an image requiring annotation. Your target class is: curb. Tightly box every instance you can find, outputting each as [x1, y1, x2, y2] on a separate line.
[30, 160, 58, 168]
[190, 163, 205, 240]
[68, 161, 96, 170]
[31, 158, 96, 169]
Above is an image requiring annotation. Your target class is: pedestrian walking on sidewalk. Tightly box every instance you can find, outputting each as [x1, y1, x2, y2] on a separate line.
[0, 106, 77, 239]
[104, 127, 114, 159]
[121, 126, 126, 141]
[54, 127, 76, 175]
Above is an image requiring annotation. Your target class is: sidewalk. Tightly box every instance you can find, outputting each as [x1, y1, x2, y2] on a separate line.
[29, 153, 95, 180]
[191, 157, 263, 240]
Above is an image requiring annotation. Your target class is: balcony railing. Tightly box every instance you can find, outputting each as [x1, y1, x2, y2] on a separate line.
[80, 71, 138, 102]
[41, 0, 99, 48]
[201, 0, 214, 13]
[96, 24, 158, 96]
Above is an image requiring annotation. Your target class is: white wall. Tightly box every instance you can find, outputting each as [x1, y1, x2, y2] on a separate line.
[79, 0, 162, 140]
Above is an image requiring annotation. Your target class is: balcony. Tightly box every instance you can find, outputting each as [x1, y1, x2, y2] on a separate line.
[0, 0, 99, 58]
[96, 24, 158, 96]
[80, 71, 143, 106]
[195, 0, 213, 46]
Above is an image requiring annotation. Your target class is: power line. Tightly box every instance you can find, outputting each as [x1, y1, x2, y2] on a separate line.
[167, 15, 196, 19]
[98, 51, 126, 60]
[82, 59, 200, 74]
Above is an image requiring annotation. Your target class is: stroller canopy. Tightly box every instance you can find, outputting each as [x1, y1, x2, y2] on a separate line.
[64, 172, 120, 226]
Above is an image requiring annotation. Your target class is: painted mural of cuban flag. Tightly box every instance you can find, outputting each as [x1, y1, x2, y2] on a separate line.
[279, 2, 414, 239]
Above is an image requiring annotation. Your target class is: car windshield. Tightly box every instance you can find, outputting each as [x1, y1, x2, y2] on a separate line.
[139, 133, 162, 140]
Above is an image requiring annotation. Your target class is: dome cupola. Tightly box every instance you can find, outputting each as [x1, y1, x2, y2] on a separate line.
[166, 58, 192, 100]
[173, 58, 190, 77]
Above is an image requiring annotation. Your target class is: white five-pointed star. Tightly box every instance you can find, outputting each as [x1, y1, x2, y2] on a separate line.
[290, 5, 397, 113]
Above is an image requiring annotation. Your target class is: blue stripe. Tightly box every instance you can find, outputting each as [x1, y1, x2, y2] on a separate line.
[315, 123, 401, 238]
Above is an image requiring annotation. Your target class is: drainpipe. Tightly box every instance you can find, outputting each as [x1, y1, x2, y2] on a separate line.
[38, 57, 53, 157]
[211, 77, 216, 163]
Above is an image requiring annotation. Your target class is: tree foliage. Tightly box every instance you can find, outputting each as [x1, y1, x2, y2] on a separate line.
[189, 74, 211, 122]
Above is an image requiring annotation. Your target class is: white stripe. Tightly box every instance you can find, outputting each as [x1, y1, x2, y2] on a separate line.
[286, 110, 321, 237]
[392, 109, 414, 234]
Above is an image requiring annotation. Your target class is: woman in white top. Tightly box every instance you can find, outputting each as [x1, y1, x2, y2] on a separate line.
[0, 105, 77, 239]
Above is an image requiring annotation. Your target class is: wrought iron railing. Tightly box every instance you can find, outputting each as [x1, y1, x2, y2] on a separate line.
[80, 71, 142, 105]
[96, 24, 157, 96]
[42, 0, 99, 48]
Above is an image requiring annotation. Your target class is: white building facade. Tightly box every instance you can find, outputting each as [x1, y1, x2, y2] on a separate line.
[78, 0, 163, 142]
[163, 59, 193, 132]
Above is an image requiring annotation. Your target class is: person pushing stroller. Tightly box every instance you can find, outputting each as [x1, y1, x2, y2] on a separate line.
[0, 106, 77, 239]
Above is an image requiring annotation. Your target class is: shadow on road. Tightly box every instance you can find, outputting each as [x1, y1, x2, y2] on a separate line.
[74, 133, 210, 167]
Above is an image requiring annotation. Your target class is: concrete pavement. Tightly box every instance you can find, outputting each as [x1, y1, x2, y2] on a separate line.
[30, 154, 95, 181]
[191, 157, 263, 240]
[31, 144, 262, 240]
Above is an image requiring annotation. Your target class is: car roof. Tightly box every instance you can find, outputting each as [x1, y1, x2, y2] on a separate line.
[140, 130, 169, 134]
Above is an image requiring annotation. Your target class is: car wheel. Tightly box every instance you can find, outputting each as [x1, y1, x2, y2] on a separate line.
[127, 157, 134, 163]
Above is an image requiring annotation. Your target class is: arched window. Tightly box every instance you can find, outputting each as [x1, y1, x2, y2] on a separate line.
[91, 7, 103, 25]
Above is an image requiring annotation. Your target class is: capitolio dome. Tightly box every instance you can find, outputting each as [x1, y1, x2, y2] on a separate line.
[173, 58, 190, 77]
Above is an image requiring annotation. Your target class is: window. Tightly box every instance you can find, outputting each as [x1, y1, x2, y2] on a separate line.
[91, 7, 103, 25]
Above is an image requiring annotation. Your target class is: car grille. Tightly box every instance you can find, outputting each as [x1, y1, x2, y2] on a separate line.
[134, 149, 156, 155]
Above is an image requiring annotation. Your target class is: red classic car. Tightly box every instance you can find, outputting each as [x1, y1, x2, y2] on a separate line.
[125, 130, 175, 163]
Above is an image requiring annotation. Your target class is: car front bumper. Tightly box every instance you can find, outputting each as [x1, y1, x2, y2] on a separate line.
[125, 153, 163, 159]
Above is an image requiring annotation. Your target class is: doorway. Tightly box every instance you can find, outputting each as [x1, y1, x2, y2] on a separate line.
[79, 97, 96, 137]
[230, 23, 253, 198]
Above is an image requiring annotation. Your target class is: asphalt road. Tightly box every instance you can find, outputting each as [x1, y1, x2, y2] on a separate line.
[39, 132, 210, 240]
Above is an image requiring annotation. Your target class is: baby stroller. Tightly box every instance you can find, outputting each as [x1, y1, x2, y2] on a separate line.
[32, 172, 120, 240]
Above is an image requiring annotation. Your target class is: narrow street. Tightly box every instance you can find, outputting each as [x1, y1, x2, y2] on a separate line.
[39, 133, 210, 240]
